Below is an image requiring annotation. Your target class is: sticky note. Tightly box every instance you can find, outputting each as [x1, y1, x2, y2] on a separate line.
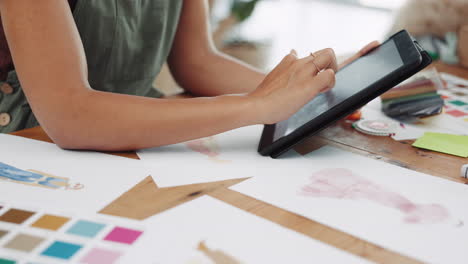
[413, 133, 468, 157]
[103, 227, 142, 245]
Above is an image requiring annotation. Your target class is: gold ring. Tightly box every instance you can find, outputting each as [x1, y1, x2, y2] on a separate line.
[310, 53, 321, 73]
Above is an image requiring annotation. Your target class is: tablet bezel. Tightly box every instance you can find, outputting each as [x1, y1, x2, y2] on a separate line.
[258, 30, 429, 158]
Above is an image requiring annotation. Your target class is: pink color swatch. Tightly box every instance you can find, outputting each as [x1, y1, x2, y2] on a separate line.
[103, 227, 142, 245]
[300, 168, 449, 224]
[446, 109, 468, 117]
[80, 248, 122, 264]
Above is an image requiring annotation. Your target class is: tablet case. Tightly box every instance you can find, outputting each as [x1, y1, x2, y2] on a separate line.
[259, 39, 432, 158]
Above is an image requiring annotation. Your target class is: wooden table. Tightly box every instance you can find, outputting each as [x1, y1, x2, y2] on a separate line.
[11, 63, 468, 264]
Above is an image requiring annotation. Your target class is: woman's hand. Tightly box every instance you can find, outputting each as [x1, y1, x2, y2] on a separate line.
[338, 41, 380, 70]
[248, 49, 337, 125]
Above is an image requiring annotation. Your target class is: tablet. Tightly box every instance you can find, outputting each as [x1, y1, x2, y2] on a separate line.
[258, 30, 432, 158]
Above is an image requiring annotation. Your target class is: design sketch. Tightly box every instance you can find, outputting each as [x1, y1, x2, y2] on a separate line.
[299, 168, 449, 224]
[186, 137, 230, 163]
[196, 241, 242, 264]
[0, 162, 84, 190]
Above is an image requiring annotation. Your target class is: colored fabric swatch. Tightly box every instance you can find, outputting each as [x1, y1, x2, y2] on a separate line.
[0, 229, 7, 238]
[449, 100, 468, 106]
[31, 214, 70, 231]
[0, 208, 35, 224]
[4, 233, 45, 252]
[67, 220, 106, 238]
[80, 248, 123, 264]
[446, 109, 468, 117]
[413, 132, 468, 157]
[0, 258, 16, 264]
[104, 227, 142, 245]
[41, 241, 82, 260]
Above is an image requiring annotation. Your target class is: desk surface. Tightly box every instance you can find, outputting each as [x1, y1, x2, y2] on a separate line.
[10, 62, 468, 264]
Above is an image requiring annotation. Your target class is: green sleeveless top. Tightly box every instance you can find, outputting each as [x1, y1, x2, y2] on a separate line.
[0, 0, 183, 133]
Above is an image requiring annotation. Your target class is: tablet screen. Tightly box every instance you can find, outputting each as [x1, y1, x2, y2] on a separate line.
[274, 39, 404, 140]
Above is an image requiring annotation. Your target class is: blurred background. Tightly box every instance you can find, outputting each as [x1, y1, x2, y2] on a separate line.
[211, 0, 402, 68]
[156, 0, 468, 95]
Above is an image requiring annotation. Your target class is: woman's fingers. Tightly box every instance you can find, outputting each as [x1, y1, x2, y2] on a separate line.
[273, 50, 298, 73]
[309, 69, 336, 95]
[358, 40, 380, 56]
[296, 48, 338, 79]
[311, 48, 338, 73]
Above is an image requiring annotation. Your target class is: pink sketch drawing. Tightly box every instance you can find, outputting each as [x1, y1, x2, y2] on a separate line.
[186, 137, 230, 163]
[300, 168, 449, 224]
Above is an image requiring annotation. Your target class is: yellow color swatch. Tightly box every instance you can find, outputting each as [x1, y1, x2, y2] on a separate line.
[31, 214, 70, 231]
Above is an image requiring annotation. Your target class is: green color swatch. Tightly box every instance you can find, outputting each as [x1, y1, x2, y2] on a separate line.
[413, 132, 468, 157]
[449, 100, 468, 106]
[0, 258, 16, 264]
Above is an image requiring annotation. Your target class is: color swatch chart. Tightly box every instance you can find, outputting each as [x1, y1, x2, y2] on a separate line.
[440, 87, 468, 123]
[0, 202, 144, 264]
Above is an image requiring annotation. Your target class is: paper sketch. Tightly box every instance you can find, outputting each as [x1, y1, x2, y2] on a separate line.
[0, 134, 150, 214]
[299, 168, 449, 224]
[120, 196, 372, 264]
[196, 241, 242, 264]
[137, 125, 285, 187]
[231, 146, 468, 264]
[0, 162, 83, 190]
[186, 137, 230, 163]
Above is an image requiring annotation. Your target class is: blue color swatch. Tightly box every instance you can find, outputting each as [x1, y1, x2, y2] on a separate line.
[41, 241, 82, 260]
[66, 220, 106, 238]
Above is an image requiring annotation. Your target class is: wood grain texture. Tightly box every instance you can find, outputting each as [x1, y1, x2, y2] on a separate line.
[9, 62, 468, 264]
[100, 176, 247, 220]
[209, 188, 423, 264]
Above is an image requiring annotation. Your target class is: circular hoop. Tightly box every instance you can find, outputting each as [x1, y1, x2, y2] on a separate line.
[310, 53, 321, 73]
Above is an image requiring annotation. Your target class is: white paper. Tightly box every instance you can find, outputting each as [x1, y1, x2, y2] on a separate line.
[0, 134, 149, 214]
[231, 146, 468, 264]
[362, 99, 467, 141]
[0, 201, 145, 264]
[120, 196, 373, 264]
[137, 125, 301, 187]
[441, 72, 468, 88]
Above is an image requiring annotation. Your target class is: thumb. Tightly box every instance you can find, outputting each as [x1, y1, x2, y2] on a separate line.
[359, 41, 380, 56]
[268, 50, 298, 77]
[311, 69, 336, 94]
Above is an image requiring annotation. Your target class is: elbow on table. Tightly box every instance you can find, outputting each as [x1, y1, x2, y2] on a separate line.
[43, 117, 94, 151]
[49, 130, 88, 150]
[44, 113, 139, 152]
[36, 94, 101, 150]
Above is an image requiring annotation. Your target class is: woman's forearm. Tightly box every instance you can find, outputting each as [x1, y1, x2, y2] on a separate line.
[48, 89, 257, 150]
[170, 51, 266, 96]
[167, 0, 266, 97]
